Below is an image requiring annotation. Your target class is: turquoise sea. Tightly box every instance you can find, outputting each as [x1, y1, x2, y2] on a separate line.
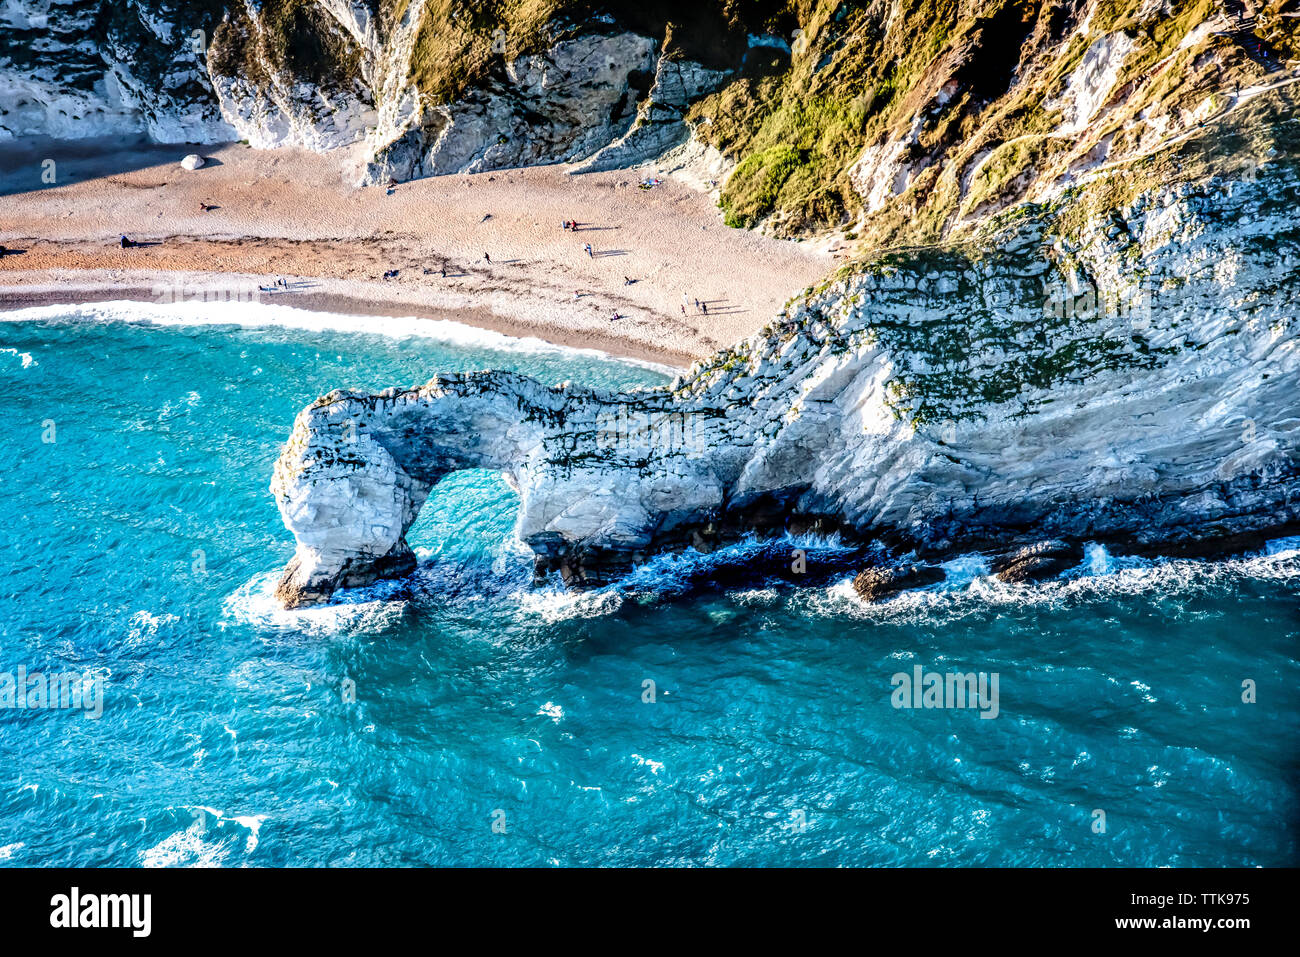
[0, 302, 1296, 867]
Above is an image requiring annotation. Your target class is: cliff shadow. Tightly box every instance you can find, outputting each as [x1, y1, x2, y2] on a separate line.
[0, 134, 233, 197]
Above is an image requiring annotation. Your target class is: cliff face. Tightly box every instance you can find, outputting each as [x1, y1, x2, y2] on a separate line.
[692, 0, 1298, 238]
[357, 32, 731, 182]
[1, 0, 743, 177]
[271, 108, 1300, 604]
[0, 0, 235, 142]
[7, 1, 1295, 210]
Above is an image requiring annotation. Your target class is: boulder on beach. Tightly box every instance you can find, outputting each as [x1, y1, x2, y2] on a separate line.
[181, 154, 204, 170]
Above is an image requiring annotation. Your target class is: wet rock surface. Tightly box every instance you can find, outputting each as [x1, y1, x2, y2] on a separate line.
[852, 564, 947, 603]
[990, 540, 1085, 583]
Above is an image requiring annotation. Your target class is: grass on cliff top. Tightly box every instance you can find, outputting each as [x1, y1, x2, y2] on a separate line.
[407, 0, 565, 103]
[1091, 0, 1217, 72]
[717, 94, 872, 230]
[693, 0, 971, 233]
[698, 0, 1277, 240]
[845, 0, 1279, 255]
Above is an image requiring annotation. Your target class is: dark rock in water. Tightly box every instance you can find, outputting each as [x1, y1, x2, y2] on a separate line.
[853, 564, 945, 602]
[990, 540, 1083, 584]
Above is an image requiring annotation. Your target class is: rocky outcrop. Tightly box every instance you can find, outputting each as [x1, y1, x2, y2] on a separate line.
[360, 32, 656, 182]
[852, 564, 946, 602]
[360, 33, 730, 183]
[207, 0, 376, 151]
[271, 161, 1300, 605]
[989, 540, 1084, 584]
[568, 53, 731, 174]
[0, 0, 234, 142]
[3, 1, 731, 176]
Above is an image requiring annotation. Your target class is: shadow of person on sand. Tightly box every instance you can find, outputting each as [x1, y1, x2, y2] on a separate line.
[699, 299, 746, 315]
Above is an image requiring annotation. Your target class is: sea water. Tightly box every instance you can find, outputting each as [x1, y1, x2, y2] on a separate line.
[0, 302, 1296, 867]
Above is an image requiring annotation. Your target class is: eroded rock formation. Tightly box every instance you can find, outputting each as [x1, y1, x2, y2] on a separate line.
[360, 32, 662, 181]
[272, 161, 1300, 606]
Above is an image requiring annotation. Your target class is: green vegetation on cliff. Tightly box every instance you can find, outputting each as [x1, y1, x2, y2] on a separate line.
[686, 0, 1296, 242]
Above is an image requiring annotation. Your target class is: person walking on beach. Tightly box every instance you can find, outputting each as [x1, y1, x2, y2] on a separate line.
[584, 243, 593, 258]
[701, 301, 708, 315]
[680, 304, 686, 317]
[483, 251, 491, 263]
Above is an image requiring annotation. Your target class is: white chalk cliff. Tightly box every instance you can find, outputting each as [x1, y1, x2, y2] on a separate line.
[0, 2, 728, 177]
[271, 162, 1300, 606]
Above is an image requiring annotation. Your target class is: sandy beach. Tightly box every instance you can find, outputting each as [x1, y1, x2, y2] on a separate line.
[0, 137, 836, 367]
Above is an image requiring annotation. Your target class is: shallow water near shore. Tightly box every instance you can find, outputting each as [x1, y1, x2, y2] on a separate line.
[1, 304, 1297, 867]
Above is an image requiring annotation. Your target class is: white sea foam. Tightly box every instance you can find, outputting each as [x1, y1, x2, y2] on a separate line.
[140, 817, 230, 868]
[231, 814, 268, 854]
[140, 806, 267, 865]
[1264, 536, 1300, 558]
[0, 347, 36, 368]
[124, 610, 180, 647]
[222, 570, 408, 638]
[937, 553, 991, 588]
[730, 587, 780, 606]
[514, 585, 624, 623]
[228, 525, 1300, 632]
[538, 701, 564, 723]
[630, 754, 665, 775]
[0, 299, 679, 375]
